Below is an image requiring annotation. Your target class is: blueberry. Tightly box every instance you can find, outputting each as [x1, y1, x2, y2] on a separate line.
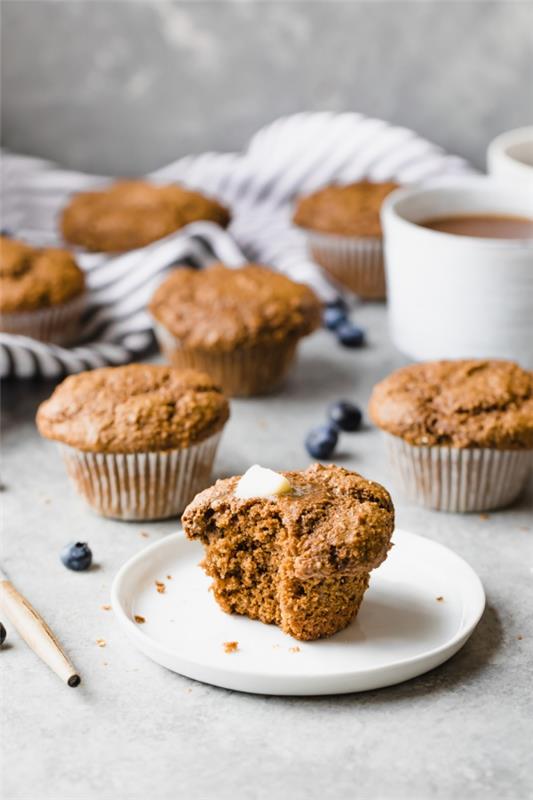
[325, 297, 348, 312]
[328, 400, 363, 432]
[305, 424, 338, 460]
[323, 306, 346, 330]
[336, 321, 365, 348]
[61, 542, 93, 572]
[0, 622, 6, 646]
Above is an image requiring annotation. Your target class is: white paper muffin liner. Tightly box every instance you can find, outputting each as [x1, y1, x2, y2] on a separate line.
[58, 431, 222, 521]
[153, 322, 299, 397]
[303, 230, 385, 300]
[384, 433, 532, 512]
[0, 293, 86, 344]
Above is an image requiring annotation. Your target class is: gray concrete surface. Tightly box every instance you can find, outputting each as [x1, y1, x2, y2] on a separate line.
[2, 1, 532, 174]
[2, 307, 533, 800]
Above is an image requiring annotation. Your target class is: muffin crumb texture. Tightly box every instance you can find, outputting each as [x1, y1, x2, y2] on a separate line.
[182, 464, 394, 641]
[293, 181, 398, 238]
[370, 360, 533, 449]
[36, 364, 229, 453]
[0, 236, 85, 313]
[61, 180, 230, 252]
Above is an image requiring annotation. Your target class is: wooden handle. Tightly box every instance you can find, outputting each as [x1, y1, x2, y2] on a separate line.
[0, 579, 80, 687]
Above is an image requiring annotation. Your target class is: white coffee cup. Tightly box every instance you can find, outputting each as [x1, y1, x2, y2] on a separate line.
[488, 126, 533, 189]
[381, 177, 533, 368]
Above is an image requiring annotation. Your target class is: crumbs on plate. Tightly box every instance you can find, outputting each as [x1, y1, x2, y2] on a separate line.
[436, 596, 444, 603]
[134, 615, 146, 624]
[96, 639, 106, 648]
[223, 641, 239, 654]
[101, 604, 112, 611]
[155, 581, 166, 594]
[289, 646, 301, 653]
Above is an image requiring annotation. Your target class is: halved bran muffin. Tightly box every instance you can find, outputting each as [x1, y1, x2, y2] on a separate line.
[182, 464, 394, 640]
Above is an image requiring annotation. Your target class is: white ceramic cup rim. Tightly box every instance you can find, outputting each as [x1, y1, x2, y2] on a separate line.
[381, 176, 533, 247]
[488, 126, 533, 174]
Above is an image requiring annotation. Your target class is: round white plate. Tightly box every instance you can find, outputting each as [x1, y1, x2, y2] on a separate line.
[111, 528, 485, 695]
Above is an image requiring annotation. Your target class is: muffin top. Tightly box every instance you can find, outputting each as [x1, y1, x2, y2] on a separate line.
[182, 463, 394, 580]
[369, 359, 533, 449]
[149, 263, 322, 351]
[293, 180, 399, 237]
[60, 180, 231, 253]
[36, 364, 230, 453]
[0, 236, 85, 313]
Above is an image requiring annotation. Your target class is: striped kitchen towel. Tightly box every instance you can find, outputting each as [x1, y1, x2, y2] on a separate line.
[0, 111, 473, 379]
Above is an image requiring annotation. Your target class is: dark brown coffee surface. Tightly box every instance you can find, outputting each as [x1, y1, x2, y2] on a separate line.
[420, 214, 533, 239]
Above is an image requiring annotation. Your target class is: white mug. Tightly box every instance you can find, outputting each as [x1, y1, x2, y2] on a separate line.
[381, 177, 533, 368]
[488, 126, 533, 190]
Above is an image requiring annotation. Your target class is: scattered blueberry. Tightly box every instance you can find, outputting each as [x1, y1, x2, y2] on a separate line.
[336, 321, 365, 348]
[61, 542, 93, 572]
[323, 305, 347, 330]
[305, 424, 338, 460]
[0, 622, 6, 646]
[325, 297, 348, 312]
[328, 400, 363, 432]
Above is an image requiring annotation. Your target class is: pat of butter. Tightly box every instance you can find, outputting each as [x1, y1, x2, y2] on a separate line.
[235, 465, 292, 499]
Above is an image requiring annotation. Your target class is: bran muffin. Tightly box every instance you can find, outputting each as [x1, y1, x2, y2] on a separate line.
[182, 464, 395, 641]
[0, 236, 85, 343]
[60, 180, 231, 253]
[293, 181, 399, 300]
[149, 263, 322, 397]
[370, 359, 533, 512]
[37, 364, 230, 520]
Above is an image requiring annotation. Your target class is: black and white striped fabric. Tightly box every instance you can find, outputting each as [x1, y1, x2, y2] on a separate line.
[1, 111, 473, 379]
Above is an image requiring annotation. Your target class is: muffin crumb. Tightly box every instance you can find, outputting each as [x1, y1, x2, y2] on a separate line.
[101, 604, 112, 611]
[289, 646, 301, 653]
[436, 596, 444, 603]
[223, 641, 239, 654]
[96, 639, 106, 648]
[155, 581, 166, 594]
[134, 615, 146, 624]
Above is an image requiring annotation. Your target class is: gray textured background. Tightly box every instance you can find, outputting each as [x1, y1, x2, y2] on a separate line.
[1, 1, 532, 175]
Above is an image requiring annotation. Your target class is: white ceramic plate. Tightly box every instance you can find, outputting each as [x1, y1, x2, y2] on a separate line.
[111, 528, 485, 695]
